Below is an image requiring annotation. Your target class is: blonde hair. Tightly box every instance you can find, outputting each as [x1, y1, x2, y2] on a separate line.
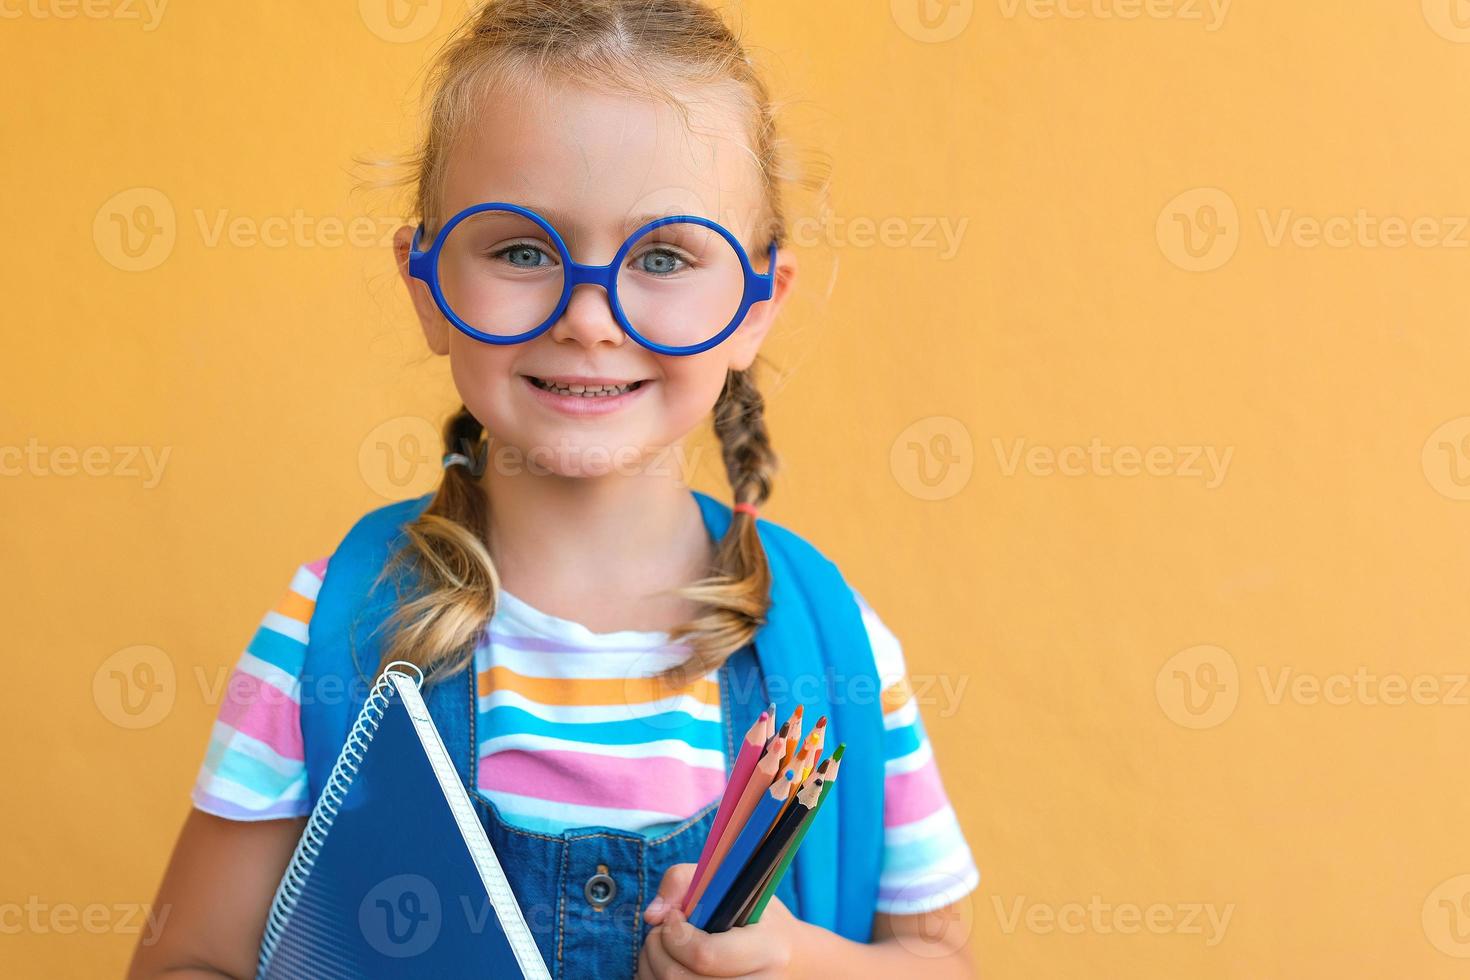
[369, 0, 809, 687]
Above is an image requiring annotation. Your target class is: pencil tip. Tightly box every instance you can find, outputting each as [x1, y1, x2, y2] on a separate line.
[832, 743, 846, 761]
[815, 715, 827, 727]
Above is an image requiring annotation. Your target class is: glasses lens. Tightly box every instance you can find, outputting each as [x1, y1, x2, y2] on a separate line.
[438, 209, 564, 338]
[615, 220, 748, 350]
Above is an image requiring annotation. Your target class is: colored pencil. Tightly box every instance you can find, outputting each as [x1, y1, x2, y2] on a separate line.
[735, 753, 834, 925]
[688, 769, 797, 929]
[773, 731, 820, 824]
[681, 733, 787, 912]
[705, 776, 823, 932]
[778, 705, 803, 773]
[741, 744, 844, 925]
[679, 710, 769, 911]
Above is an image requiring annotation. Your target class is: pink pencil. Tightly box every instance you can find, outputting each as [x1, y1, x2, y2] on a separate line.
[682, 730, 787, 912]
[680, 709, 770, 910]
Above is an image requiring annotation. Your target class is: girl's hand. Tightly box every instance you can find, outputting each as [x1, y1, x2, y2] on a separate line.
[639, 862, 806, 979]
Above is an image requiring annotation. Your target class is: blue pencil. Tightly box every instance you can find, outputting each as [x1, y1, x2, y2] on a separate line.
[687, 769, 797, 930]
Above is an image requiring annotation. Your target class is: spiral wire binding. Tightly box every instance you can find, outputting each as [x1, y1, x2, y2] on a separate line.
[255, 663, 424, 977]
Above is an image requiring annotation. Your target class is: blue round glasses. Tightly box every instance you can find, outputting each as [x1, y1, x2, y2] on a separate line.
[407, 202, 778, 356]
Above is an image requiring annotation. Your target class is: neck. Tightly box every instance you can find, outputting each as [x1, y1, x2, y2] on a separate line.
[474, 450, 714, 627]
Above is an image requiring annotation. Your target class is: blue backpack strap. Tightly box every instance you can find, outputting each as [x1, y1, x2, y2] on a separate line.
[302, 492, 478, 809]
[305, 490, 885, 942]
[692, 491, 885, 943]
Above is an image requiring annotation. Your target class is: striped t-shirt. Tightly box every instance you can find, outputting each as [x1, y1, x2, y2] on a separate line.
[192, 559, 980, 915]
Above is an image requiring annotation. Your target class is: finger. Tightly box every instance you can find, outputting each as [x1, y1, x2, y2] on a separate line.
[645, 862, 700, 925]
[658, 907, 775, 978]
[642, 924, 699, 980]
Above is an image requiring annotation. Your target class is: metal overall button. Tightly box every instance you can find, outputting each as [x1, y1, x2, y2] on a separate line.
[584, 864, 617, 910]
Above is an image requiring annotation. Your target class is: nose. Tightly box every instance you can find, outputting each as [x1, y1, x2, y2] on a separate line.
[548, 282, 626, 349]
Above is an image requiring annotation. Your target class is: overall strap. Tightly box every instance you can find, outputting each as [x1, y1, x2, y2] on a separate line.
[692, 491, 885, 944]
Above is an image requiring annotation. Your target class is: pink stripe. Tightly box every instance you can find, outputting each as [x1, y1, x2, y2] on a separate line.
[216, 669, 304, 762]
[884, 760, 949, 827]
[305, 556, 329, 577]
[478, 749, 724, 813]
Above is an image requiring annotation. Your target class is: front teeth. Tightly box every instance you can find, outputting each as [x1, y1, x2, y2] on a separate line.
[532, 378, 639, 397]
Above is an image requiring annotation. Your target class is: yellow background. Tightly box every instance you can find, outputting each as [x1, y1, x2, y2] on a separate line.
[4, 1, 1469, 976]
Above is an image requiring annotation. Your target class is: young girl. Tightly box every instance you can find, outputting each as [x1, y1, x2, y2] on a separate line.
[131, 2, 978, 977]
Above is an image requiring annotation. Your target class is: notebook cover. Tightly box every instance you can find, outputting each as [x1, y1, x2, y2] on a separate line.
[257, 672, 549, 979]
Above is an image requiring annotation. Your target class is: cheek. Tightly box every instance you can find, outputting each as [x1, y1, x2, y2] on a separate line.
[655, 356, 732, 433]
[446, 338, 519, 426]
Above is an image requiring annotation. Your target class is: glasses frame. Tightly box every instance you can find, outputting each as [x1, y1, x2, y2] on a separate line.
[407, 202, 778, 356]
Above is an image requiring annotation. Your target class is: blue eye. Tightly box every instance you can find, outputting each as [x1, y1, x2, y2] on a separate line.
[492, 242, 555, 268]
[636, 247, 688, 276]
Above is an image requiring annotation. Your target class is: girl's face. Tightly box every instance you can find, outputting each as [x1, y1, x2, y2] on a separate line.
[394, 78, 798, 479]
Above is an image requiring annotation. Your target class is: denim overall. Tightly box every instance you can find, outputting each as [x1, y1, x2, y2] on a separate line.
[301, 491, 886, 978]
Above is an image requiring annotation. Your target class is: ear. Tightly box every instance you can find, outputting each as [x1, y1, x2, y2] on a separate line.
[393, 224, 452, 356]
[724, 246, 799, 372]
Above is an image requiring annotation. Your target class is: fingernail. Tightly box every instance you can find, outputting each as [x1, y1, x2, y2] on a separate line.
[646, 897, 667, 918]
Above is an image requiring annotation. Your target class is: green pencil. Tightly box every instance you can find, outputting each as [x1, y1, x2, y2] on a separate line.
[740, 743, 844, 925]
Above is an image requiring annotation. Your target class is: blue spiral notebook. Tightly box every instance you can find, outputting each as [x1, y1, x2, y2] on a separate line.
[256, 664, 550, 979]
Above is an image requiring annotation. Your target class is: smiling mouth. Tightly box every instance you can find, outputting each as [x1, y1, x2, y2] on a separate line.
[524, 376, 648, 397]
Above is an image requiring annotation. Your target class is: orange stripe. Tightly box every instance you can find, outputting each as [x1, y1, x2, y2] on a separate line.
[476, 664, 720, 707]
[273, 589, 316, 625]
[881, 676, 913, 714]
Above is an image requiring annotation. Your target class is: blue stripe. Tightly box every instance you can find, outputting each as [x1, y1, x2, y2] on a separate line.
[203, 738, 305, 800]
[883, 721, 923, 761]
[246, 624, 307, 676]
[478, 704, 724, 750]
[882, 819, 967, 875]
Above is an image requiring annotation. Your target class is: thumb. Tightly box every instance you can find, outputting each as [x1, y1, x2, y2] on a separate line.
[643, 862, 698, 925]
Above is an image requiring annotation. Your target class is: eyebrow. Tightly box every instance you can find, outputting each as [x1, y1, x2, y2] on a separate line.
[518, 202, 716, 235]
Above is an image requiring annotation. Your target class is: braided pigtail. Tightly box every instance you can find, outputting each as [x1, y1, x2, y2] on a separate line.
[373, 406, 501, 682]
[659, 365, 778, 684]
